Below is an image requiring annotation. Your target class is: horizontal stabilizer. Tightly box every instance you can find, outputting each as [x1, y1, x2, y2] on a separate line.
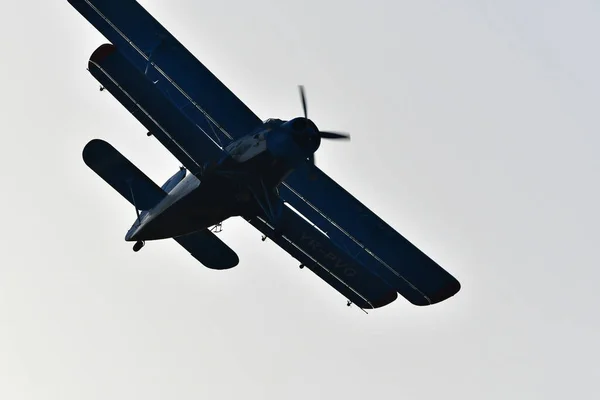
[175, 230, 239, 270]
[83, 139, 165, 210]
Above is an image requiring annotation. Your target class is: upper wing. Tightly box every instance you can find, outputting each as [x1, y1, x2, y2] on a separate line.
[68, 0, 263, 142]
[280, 165, 461, 306]
[247, 206, 398, 309]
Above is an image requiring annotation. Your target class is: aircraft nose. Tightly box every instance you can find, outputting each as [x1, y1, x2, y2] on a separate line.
[290, 117, 308, 131]
[284, 118, 320, 151]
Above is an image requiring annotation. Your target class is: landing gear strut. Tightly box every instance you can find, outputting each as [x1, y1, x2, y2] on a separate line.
[133, 241, 145, 252]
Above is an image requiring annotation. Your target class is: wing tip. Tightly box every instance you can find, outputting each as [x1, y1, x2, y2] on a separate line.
[370, 290, 399, 309]
[89, 43, 116, 67]
[415, 278, 461, 306]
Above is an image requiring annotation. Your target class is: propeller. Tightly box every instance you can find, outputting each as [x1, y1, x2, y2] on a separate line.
[300, 85, 308, 119]
[298, 85, 350, 141]
[319, 130, 350, 140]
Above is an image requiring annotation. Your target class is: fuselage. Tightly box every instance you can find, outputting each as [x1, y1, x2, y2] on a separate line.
[126, 117, 320, 241]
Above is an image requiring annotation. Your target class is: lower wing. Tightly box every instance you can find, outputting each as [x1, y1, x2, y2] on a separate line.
[247, 206, 398, 309]
[88, 44, 224, 174]
[280, 165, 460, 306]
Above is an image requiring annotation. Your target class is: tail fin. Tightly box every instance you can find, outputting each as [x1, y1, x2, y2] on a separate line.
[83, 139, 165, 210]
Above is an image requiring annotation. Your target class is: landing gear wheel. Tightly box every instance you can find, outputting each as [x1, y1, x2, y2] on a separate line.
[133, 241, 145, 252]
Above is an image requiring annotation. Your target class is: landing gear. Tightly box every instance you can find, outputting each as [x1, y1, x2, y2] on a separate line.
[299, 264, 305, 269]
[261, 235, 267, 242]
[133, 241, 145, 252]
[347, 300, 352, 307]
[146, 131, 152, 137]
[99, 86, 105, 91]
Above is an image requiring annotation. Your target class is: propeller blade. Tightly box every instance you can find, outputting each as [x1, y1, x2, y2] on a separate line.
[299, 85, 307, 119]
[319, 131, 350, 140]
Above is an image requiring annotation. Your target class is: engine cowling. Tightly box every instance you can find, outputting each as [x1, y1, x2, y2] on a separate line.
[266, 117, 321, 167]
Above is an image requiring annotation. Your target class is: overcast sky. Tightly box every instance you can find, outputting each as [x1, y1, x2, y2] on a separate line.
[1, 0, 599, 399]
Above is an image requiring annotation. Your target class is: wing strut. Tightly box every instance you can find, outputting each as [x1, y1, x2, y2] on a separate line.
[127, 181, 142, 225]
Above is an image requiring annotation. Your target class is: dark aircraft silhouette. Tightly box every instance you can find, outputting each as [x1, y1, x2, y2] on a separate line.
[67, 0, 460, 310]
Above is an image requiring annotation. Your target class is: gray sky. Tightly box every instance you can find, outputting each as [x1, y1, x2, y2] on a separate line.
[1, 0, 599, 398]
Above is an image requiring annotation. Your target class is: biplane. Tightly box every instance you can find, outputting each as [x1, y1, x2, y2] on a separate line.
[67, 0, 460, 309]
